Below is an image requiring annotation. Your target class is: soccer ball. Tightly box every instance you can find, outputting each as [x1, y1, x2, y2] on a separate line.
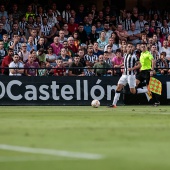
[91, 99, 100, 108]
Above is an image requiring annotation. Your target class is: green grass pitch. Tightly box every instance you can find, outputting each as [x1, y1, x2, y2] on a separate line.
[0, 106, 170, 170]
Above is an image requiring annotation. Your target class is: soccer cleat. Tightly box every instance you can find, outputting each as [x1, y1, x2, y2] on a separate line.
[152, 102, 160, 107]
[108, 105, 117, 108]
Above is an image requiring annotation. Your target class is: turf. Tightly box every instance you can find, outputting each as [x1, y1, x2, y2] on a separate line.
[0, 106, 170, 170]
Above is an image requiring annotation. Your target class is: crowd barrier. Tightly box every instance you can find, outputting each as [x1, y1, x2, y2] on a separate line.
[0, 75, 169, 106]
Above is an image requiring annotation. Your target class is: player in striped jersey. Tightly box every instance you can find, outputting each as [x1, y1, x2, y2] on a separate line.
[109, 43, 143, 108]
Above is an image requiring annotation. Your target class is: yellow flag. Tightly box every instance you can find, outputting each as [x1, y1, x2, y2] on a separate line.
[148, 77, 162, 95]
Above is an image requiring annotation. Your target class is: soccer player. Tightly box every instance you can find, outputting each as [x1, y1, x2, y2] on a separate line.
[136, 43, 160, 106]
[109, 43, 146, 108]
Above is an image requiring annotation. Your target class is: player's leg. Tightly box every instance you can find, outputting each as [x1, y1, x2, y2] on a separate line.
[109, 75, 127, 107]
[128, 75, 137, 94]
[136, 71, 150, 94]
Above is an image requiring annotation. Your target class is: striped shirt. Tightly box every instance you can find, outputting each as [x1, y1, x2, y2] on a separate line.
[122, 19, 133, 31]
[8, 41, 22, 54]
[41, 24, 52, 36]
[84, 54, 98, 63]
[123, 53, 138, 75]
[62, 10, 71, 23]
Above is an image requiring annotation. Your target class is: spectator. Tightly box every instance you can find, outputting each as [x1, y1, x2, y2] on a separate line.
[122, 10, 133, 31]
[25, 4, 35, 21]
[97, 31, 108, 51]
[62, 40, 73, 57]
[1, 16, 10, 34]
[141, 22, 153, 38]
[45, 46, 57, 67]
[155, 26, 165, 46]
[135, 13, 147, 32]
[73, 31, 81, 51]
[62, 3, 71, 23]
[51, 2, 61, 21]
[47, 8, 59, 30]
[128, 23, 141, 46]
[103, 22, 113, 40]
[161, 19, 170, 39]
[88, 25, 99, 44]
[18, 43, 30, 63]
[53, 58, 66, 76]
[8, 33, 22, 54]
[131, 7, 139, 23]
[112, 49, 124, 75]
[26, 36, 37, 52]
[2, 34, 9, 51]
[58, 30, 67, 44]
[9, 23, 22, 40]
[76, 4, 87, 23]
[57, 48, 72, 67]
[50, 36, 63, 56]
[10, 3, 22, 21]
[37, 37, 48, 52]
[67, 36, 78, 55]
[77, 23, 88, 44]
[115, 23, 128, 41]
[41, 16, 56, 43]
[93, 54, 112, 76]
[68, 54, 84, 76]
[95, 20, 103, 34]
[0, 22, 7, 40]
[84, 45, 98, 68]
[1, 48, 14, 75]
[160, 40, 170, 59]
[24, 54, 39, 76]
[37, 48, 46, 63]
[95, 10, 105, 25]
[0, 41, 7, 65]
[38, 61, 48, 76]
[62, 23, 71, 38]
[152, 33, 161, 53]
[9, 54, 24, 76]
[156, 52, 169, 75]
[83, 16, 92, 36]
[104, 37, 118, 53]
[149, 20, 156, 34]
[0, 4, 8, 19]
[93, 42, 103, 57]
[68, 17, 78, 34]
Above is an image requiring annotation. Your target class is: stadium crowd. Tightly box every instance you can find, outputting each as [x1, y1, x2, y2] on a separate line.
[0, 0, 170, 76]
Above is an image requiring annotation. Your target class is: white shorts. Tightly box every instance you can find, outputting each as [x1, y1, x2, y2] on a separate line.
[118, 75, 136, 88]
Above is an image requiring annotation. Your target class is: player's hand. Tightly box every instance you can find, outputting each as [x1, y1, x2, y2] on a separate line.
[128, 68, 133, 71]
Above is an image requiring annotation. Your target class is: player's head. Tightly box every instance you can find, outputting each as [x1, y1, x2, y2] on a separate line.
[140, 43, 147, 52]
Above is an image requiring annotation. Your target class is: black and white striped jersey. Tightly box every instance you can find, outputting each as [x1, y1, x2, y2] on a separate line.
[19, 21, 27, 31]
[122, 19, 133, 31]
[123, 53, 139, 75]
[84, 54, 98, 63]
[62, 10, 71, 23]
[8, 41, 22, 54]
[41, 24, 52, 36]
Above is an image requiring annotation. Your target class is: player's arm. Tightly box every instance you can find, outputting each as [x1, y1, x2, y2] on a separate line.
[128, 61, 141, 71]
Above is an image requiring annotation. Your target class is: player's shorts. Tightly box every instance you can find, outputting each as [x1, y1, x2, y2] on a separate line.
[118, 75, 136, 88]
[136, 70, 150, 85]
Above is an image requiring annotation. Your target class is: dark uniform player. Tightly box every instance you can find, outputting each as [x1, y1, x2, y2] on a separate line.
[136, 43, 160, 106]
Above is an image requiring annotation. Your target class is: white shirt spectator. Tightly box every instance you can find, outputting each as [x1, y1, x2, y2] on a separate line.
[9, 61, 24, 76]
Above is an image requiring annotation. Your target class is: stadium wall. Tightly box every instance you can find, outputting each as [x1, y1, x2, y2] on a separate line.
[0, 76, 169, 106]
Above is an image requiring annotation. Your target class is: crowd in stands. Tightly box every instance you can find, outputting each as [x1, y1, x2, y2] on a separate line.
[1, 0, 170, 76]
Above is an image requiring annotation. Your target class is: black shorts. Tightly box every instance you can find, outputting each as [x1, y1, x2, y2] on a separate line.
[136, 70, 150, 85]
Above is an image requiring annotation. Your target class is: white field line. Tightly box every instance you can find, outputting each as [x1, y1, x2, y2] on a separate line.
[0, 144, 104, 160]
[0, 156, 69, 162]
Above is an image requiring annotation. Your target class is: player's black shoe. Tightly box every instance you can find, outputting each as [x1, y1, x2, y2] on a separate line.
[152, 102, 160, 107]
